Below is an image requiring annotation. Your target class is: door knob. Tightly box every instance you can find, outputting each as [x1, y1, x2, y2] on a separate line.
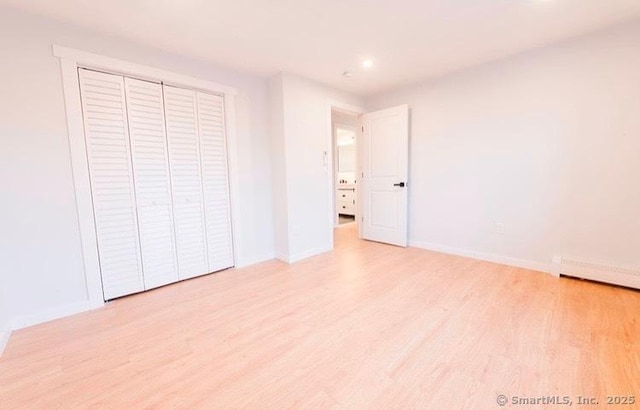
[393, 182, 406, 187]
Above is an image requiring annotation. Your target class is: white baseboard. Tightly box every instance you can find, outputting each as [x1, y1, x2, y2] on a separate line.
[12, 299, 103, 330]
[0, 325, 12, 357]
[409, 240, 553, 275]
[275, 252, 289, 263]
[235, 252, 275, 268]
[550, 255, 562, 278]
[276, 246, 332, 264]
[558, 256, 640, 290]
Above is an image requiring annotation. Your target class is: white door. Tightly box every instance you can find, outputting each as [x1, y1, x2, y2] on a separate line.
[196, 92, 234, 273]
[361, 105, 409, 247]
[124, 78, 179, 289]
[163, 85, 210, 280]
[79, 69, 145, 299]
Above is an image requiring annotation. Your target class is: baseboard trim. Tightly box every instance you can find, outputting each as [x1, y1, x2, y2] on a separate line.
[235, 252, 275, 268]
[275, 252, 289, 263]
[409, 240, 553, 275]
[12, 299, 103, 330]
[276, 246, 332, 264]
[0, 325, 12, 357]
[558, 256, 640, 289]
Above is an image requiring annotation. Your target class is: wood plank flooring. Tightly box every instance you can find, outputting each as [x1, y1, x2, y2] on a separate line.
[1, 224, 639, 409]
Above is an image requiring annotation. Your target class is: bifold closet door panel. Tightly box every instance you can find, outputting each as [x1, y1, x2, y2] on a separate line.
[196, 92, 234, 272]
[163, 85, 209, 280]
[79, 69, 144, 300]
[124, 78, 179, 290]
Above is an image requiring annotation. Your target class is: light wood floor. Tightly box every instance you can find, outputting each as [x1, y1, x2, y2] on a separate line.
[1, 224, 639, 409]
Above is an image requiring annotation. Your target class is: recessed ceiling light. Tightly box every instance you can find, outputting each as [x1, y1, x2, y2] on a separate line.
[362, 59, 374, 69]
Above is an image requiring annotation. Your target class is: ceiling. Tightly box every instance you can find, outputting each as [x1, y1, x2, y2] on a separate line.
[3, 0, 640, 96]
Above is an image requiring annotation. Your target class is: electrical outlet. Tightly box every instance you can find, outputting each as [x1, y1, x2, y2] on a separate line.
[495, 222, 505, 235]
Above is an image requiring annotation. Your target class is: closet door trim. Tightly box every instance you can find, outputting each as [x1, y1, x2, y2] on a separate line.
[54, 46, 241, 314]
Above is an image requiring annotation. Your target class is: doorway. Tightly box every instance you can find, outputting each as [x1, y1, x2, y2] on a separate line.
[331, 109, 359, 230]
[327, 102, 409, 249]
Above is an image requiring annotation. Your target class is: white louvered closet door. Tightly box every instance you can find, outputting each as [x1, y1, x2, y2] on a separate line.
[163, 85, 210, 280]
[79, 69, 144, 299]
[196, 92, 234, 272]
[124, 78, 179, 290]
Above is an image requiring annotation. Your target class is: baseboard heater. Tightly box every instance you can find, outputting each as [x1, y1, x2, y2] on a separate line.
[559, 257, 640, 290]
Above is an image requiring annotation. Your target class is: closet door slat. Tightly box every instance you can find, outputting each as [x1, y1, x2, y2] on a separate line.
[196, 92, 234, 272]
[163, 85, 209, 280]
[125, 78, 179, 290]
[79, 69, 144, 299]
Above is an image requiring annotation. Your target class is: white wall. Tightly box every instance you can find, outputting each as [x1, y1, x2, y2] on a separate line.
[0, 6, 274, 328]
[271, 73, 363, 261]
[366, 21, 640, 271]
[269, 74, 290, 258]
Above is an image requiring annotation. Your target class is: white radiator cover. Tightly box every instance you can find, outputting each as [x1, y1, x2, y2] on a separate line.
[560, 257, 640, 290]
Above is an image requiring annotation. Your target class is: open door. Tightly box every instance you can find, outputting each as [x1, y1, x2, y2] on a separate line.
[360, 105, 409, 247]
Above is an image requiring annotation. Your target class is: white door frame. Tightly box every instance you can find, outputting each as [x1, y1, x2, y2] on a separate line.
[54, 45, 242, 309]
[326, 100, 365, 247]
